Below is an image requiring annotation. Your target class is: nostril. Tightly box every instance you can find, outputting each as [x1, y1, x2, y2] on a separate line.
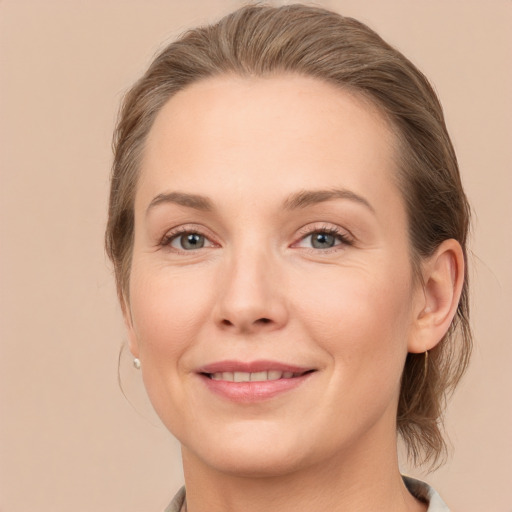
[218, 317, 275, 330]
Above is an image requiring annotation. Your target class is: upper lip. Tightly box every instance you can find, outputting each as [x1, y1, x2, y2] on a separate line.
[197, 360, 314, 375]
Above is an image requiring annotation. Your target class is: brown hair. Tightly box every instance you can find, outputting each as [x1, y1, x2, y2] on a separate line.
[105, 3, 471, 468]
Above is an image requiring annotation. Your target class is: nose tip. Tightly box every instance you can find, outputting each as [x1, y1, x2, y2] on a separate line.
[220, 316, 273, 329]
[214, 255, 288, 334]
[217, 301, 287, 334]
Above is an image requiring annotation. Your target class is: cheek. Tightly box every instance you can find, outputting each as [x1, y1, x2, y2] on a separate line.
[294, 262, 413, 378]
[128, 264, 213, 361]
[127, 265, 217, 435]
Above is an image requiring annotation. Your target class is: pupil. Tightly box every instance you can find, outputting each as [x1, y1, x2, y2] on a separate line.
[182, 233, 204, 249]
[312, 233, 335, 248]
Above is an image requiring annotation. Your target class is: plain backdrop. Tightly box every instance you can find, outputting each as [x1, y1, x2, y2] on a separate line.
[1, 1, 511, 511]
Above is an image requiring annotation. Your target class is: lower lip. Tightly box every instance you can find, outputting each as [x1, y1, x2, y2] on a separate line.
[199, 373, 313, 403]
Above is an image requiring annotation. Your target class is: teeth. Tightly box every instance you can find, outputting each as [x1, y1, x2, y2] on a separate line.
[250, 371, 268, 381]
[234, 371, 251, 382]
[209, 370, 300, 382]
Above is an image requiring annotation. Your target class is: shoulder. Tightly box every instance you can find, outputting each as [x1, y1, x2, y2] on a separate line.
[164, 486, 186, 512]
[165, 480, 450, 512]
[402, 476, 451, 512]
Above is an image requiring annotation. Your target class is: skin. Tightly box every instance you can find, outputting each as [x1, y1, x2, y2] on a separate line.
[125, 75, 464, 512]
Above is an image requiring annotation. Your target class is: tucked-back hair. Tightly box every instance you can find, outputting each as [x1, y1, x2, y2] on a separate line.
[106, 3, 471, 468]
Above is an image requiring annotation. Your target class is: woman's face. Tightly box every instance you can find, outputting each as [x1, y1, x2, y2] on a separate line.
[126, 75, 423, 476]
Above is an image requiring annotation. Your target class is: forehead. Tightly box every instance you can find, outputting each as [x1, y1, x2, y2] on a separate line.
[138, 74, 400, 218]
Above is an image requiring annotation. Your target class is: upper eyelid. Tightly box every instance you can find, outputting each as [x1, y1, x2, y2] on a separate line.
[295, 222, 354, 239]
[159, 231, 218, 256]
[162, 222, 353, 238]
[159, 222, 354, 246]
[292, 223, 355, 249]
[160, 224, 218, 246]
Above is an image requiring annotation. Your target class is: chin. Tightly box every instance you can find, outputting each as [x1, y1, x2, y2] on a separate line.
[202, 449, 309, 479]
[182, 423, 315, 478]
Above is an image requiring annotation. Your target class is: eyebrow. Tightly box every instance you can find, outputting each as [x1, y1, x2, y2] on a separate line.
[146, 187, 375, 216]
[283, 188, 375, 213]
[146, 191, 213, 215]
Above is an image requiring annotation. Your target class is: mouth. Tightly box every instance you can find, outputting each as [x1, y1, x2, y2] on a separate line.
[196, 361, 317, 402]
[203, 369, 314, 382]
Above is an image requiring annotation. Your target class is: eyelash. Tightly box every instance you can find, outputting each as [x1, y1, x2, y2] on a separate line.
[159, 224, 354, 252]
[294, 224, 354, 252]
[159, 225, 217, 252]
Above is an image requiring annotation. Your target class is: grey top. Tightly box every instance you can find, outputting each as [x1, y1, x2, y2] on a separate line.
[164, 476, 450, 511]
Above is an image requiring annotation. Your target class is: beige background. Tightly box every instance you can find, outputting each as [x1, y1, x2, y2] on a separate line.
[1, 1, 511, 511]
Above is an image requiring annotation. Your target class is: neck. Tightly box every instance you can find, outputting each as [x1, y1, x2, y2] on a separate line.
[181, 435, 426, 512]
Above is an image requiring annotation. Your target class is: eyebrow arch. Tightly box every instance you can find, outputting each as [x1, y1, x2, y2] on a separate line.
[146, 191, 213, 215]
[283, 188, 375, 213]
[146, 188, 374, 215]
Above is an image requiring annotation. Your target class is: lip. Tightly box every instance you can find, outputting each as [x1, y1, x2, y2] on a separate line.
[196, 360, 316, 403]
[197, 360, 311, 374]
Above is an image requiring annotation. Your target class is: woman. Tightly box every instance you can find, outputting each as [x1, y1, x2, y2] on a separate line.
[106, 4, 471, 511]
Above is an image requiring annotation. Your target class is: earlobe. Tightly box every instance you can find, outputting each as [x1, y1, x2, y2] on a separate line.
[408, 239, 465, 354]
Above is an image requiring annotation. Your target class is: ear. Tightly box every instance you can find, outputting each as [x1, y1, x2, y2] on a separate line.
[408, 239, 465, 353]
[121, 296, 140, 359]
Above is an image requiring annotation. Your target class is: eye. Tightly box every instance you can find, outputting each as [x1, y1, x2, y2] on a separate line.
[294, 226, 353, 250]
[172, 233, 206, 250]
[162, 229, 216, 251]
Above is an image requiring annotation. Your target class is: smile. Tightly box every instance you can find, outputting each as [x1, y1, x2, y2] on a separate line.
[197, 361, 316, 402]
[208, 370, 308, 382]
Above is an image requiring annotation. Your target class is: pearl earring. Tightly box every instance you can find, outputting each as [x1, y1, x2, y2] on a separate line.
[133, 358, 141, 370]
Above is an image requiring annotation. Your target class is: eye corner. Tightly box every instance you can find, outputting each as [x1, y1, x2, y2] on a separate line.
[291, 223, 354, 252]
[159, 224, 220, 253]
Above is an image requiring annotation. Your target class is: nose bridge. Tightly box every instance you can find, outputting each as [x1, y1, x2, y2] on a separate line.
[214, 236, 287, 333]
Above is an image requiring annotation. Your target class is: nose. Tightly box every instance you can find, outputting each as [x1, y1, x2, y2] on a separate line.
[213, 246, 289, 335]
